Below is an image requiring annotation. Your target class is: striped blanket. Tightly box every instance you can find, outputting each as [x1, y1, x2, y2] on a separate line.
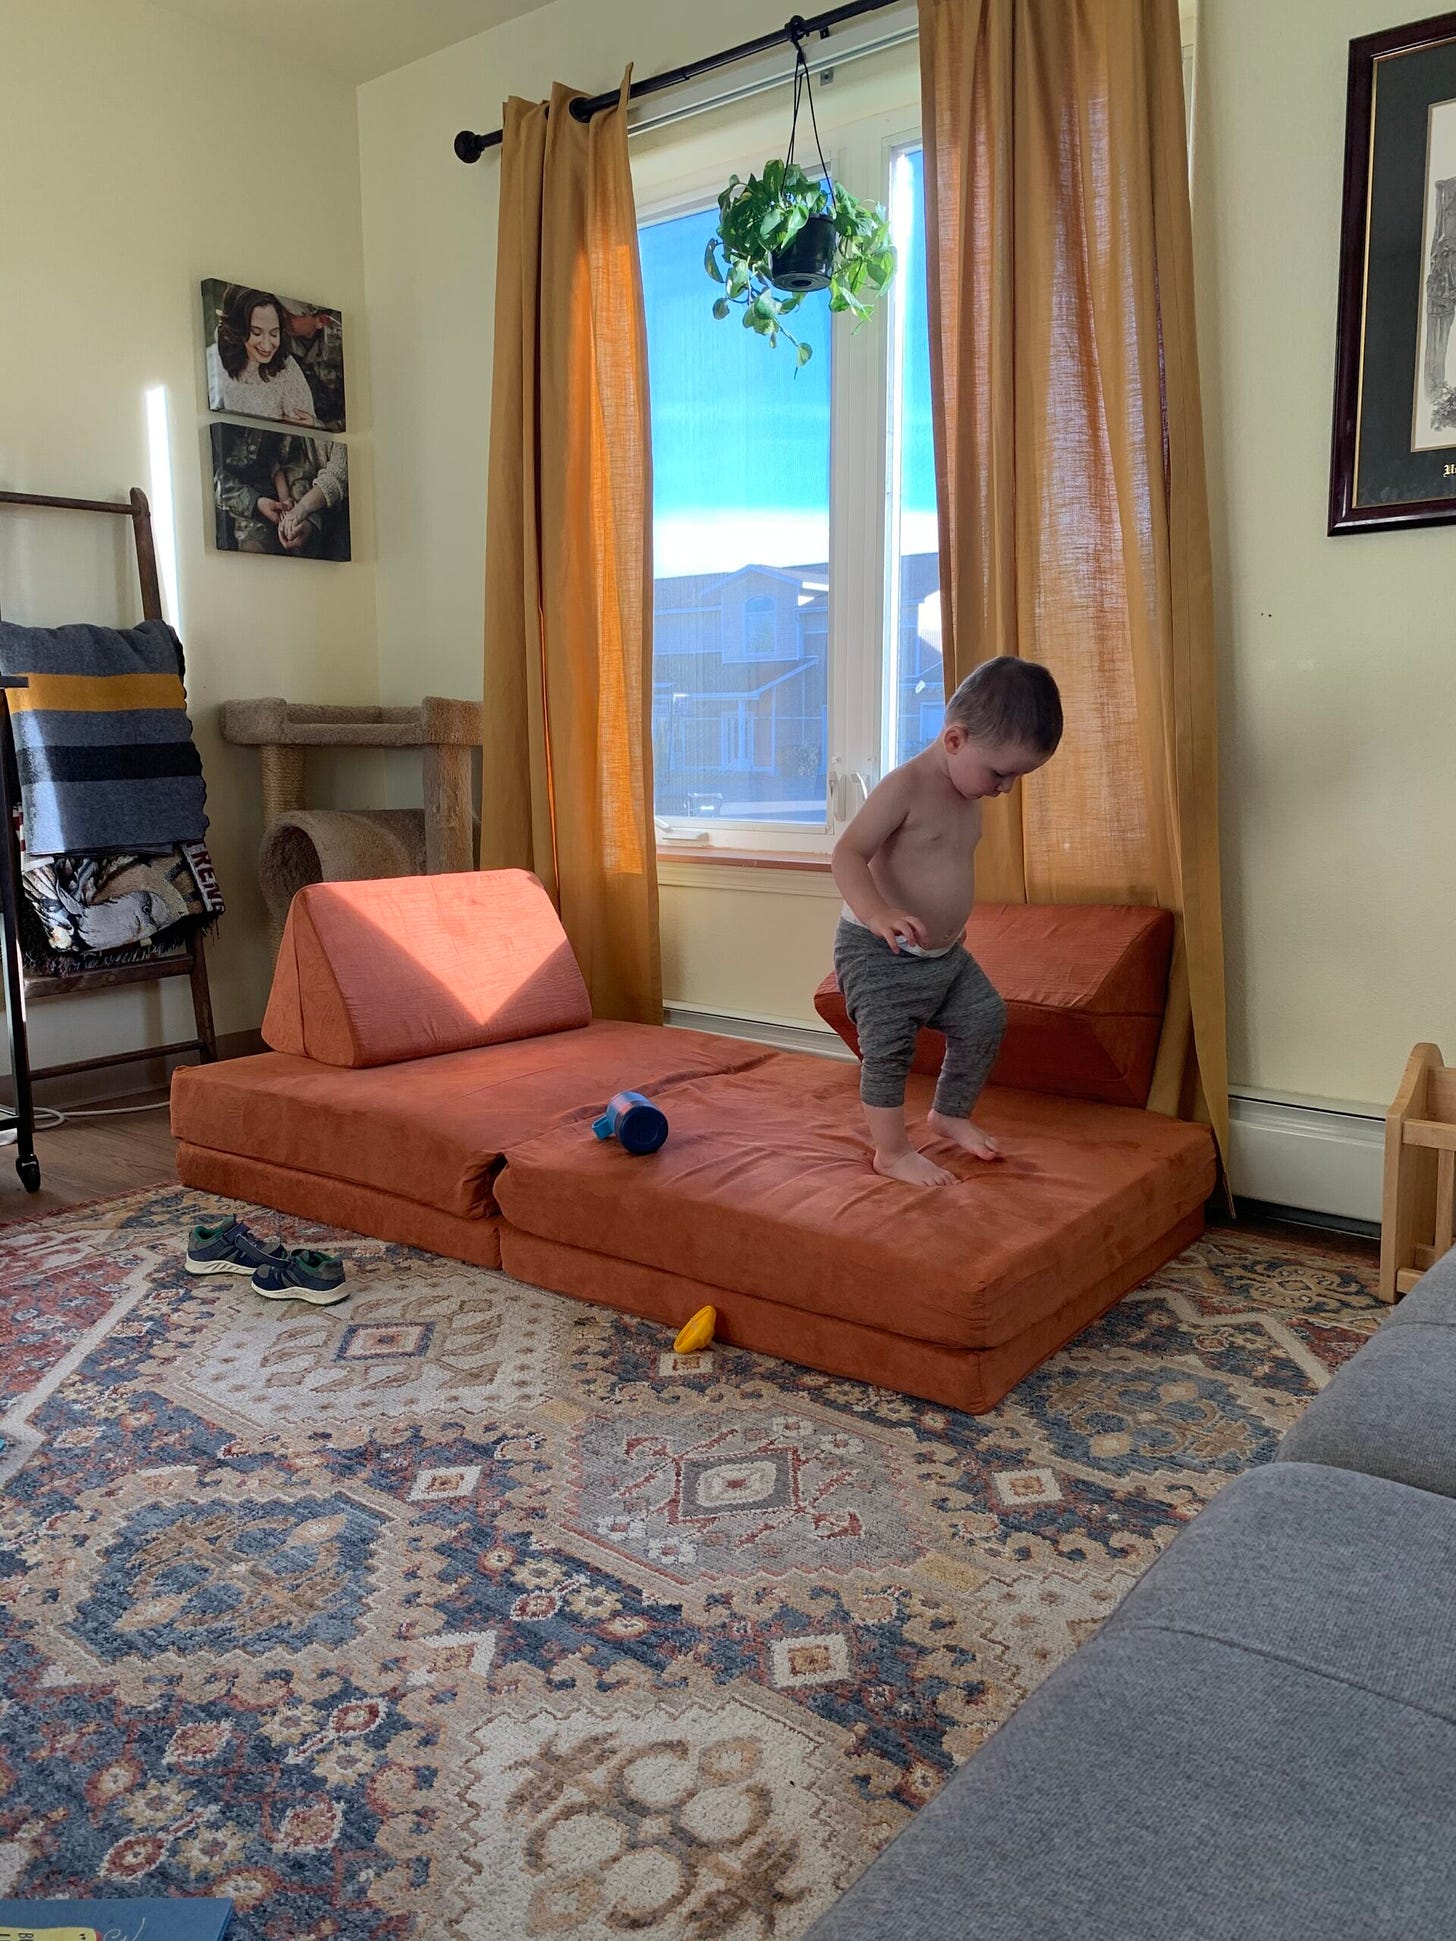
[0, 618, 207, 855]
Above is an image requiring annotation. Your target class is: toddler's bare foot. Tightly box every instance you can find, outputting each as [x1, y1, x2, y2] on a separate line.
[927, 1110, 1001, 1161]
[873, 1147, 956, 1187]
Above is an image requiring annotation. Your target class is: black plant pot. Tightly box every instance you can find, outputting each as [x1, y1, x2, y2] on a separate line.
[769, 215, 837, 293]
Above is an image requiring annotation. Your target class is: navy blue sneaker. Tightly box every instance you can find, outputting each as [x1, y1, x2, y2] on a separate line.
[186, 1218, 286, 1278]
[250, 1248, 348, 1306]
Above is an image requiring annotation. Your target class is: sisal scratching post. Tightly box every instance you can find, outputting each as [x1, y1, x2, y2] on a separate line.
[423, 743, 475, 873]
[260, 745, 306, 827]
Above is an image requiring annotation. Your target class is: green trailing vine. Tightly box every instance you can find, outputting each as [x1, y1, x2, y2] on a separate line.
[704, 160, 896, 364]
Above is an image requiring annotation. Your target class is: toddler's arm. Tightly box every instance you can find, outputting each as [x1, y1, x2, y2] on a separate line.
[831, 768, 928, 952]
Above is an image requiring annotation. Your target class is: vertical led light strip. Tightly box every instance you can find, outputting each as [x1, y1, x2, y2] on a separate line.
[144, 385, 181, 629]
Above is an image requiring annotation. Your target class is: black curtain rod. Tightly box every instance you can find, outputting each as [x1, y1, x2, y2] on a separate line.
[454, 0, 904, 162]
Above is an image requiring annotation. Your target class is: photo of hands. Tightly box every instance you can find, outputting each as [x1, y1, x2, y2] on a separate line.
[209, 423, 350, 562]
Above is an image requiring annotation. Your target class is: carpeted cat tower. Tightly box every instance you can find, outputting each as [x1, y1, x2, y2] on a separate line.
[222, 697, 483, 953]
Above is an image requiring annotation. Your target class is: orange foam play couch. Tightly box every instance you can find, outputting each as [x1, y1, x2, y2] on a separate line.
[171, 871, 1216, 1413]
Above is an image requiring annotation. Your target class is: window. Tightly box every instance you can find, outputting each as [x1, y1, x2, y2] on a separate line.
[742, 594, 778, 659]
[636, 59, 935, 852]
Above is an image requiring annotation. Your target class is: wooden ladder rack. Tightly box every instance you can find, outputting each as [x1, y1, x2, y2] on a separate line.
[0, 486, 217, 1195]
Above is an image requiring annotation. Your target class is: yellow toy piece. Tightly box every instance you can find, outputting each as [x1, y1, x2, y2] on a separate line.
[673, 1305, 717, 1355]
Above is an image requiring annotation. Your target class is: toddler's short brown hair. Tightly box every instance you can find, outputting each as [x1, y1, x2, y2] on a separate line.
[944, 657, 1063, 754]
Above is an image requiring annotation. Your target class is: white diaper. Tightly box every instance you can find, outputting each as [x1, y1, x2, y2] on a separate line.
[839, 904, 965, 959]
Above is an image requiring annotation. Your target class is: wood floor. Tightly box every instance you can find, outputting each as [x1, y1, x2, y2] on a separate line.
[0, 1088, 176, 1223]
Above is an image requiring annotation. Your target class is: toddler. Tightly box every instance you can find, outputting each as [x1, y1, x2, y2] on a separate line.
[831, 657, 1063, 1186]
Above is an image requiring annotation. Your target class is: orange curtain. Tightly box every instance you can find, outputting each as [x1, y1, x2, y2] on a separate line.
[917, 0, 1228, 1166]
[481, 75, 661, 1025]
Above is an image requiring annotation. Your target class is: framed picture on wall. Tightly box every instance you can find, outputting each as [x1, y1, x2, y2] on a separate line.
[209, 424, 350, 561]
[1330, 10, 1456, 532]
[201, 278, 347, 432]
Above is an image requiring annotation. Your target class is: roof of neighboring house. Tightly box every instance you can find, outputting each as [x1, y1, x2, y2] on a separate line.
[652, 552, 940, 697]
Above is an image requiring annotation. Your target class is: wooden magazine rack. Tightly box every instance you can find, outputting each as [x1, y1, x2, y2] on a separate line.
[0, 487, 217, 1195]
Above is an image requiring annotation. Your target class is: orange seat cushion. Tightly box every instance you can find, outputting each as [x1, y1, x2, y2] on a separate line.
[815, 903, 1174, 1108]
[494, 1050, 1216, 1352]
[172, 1021, 774, 1220]
[263, 870, 591, 1068]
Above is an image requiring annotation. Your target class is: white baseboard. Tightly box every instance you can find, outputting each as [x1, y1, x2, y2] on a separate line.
[663, 1004, 853, 1060]
[1228, 1093, 1383, 1224]
[665, 1010, 1385, 1226]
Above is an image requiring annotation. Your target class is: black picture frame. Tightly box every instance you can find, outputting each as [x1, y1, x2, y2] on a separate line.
[1330, 9, 1456, 533]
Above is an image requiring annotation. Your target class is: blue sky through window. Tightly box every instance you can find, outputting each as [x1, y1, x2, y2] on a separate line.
[639, 149, 939, 821]
[639, 149, 935, 568]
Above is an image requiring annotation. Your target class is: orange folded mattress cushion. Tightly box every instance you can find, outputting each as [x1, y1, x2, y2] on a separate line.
[493, 1052, 1216, 1351]
[171, 1021, 777, 1220]
[263, 868, 591, 1067]
[815, 903, 1175, 1109]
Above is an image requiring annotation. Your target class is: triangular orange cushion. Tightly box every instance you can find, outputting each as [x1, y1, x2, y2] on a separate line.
[263, 871, 591, 1068]
[815, 903, 1173, 1109]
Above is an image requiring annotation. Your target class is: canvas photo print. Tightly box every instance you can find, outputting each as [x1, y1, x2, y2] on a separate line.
[210, 423, 350, 561]
[202, 278, 346, 431]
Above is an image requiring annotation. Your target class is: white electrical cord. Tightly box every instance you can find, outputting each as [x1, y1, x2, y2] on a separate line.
[43, 1101, 171, 1125]
[2, 1096, 170, 1151]
[19, 1100, 172, 1132]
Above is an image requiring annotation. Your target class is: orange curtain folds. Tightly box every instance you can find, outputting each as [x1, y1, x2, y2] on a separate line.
[482, 75, 661, 1025]
[917, 0, 1228, 1165]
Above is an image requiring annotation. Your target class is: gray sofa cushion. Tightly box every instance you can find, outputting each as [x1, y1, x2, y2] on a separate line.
[1275, 1252, 1456, 1497]
[803, 1463, 1456, 1941]
[1275, 1324, 1456, 1497]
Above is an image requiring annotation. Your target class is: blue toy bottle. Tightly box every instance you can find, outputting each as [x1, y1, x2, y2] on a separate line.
[593, 1090, 669, 1155]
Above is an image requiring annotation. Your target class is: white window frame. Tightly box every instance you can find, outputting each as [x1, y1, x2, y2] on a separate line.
[635, 87, 924, 856]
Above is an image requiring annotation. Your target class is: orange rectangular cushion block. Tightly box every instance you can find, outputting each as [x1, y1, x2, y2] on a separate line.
[815, 903, 1174, 1108]
[263, 869, 591, 1067]
[174, 1141, 507, 1269]
[494, 1051, 1216, 1352]
[171, 1021, 776, 1220]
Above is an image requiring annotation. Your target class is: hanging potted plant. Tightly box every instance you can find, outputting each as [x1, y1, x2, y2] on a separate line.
[703, 41, 895, 364]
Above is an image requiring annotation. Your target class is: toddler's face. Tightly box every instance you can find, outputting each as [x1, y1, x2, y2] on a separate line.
[943, 727, 1046, 801]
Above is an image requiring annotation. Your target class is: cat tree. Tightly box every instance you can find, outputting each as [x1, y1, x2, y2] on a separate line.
[221, 696, 483, 949]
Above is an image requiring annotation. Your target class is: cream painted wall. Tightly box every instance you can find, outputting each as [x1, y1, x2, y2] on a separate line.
[0, 0, 377, 1074]
[1195, 0, 1456, 1112]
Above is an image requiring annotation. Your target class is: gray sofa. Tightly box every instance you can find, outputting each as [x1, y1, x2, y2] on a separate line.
[806, 1254, 1456, 1941]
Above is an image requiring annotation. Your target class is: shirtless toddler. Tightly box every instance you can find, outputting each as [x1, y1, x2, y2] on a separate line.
[830, 657, 1063, 1186]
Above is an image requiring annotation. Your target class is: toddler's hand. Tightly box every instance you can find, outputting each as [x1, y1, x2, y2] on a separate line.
[869, 909, 927, 953]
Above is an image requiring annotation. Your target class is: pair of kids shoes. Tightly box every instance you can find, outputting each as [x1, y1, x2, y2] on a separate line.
[186, 1217, 348, 1306]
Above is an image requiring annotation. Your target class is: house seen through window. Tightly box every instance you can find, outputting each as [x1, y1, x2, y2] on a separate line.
[639, 129, 939, 848]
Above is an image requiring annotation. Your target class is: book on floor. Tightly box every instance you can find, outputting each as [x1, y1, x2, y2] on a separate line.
[0, 1901, 232, 1941]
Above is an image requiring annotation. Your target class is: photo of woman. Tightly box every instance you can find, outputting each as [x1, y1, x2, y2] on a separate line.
[202, 278, 346, 432]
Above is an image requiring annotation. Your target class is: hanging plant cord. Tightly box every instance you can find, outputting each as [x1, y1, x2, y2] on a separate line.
[785, 28, 833, 196]
[703, 23, 897, 361]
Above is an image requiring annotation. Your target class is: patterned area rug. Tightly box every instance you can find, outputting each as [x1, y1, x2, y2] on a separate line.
[0, 1187, 1382, 1939]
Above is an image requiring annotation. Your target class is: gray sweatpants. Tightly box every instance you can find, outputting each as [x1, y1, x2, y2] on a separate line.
[833, 916, 1006, 1117]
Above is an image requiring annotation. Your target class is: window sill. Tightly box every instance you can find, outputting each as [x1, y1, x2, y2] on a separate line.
[657, 849, 841, 897]
[657, 846, 832, 872]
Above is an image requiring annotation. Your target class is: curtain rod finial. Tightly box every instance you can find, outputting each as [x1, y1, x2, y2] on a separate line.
[455, 129, 488, 163]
